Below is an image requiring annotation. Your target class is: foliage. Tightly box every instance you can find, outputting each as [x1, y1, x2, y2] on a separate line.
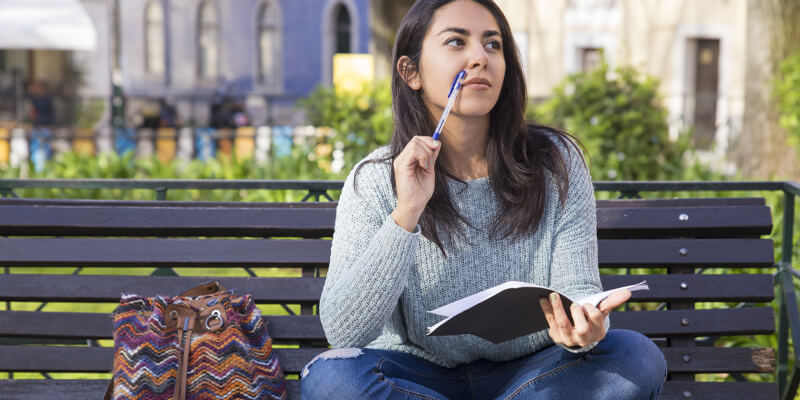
[298, 79, 393, 171]
[534, 64, 690, 182]
[74, 98, 107, 130]
[1, 148, 346, 202]
[775, 50, 800, 155]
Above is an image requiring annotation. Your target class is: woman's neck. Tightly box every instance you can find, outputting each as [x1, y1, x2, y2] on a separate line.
[438, 114, 490, 180]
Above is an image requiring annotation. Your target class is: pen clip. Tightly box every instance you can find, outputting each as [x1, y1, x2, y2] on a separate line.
[447, 71, 467, 98]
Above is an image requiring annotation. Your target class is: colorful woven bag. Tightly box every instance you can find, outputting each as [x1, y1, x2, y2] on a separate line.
[106, 281, 287, 400]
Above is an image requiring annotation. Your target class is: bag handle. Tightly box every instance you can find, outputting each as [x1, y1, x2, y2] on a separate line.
[103, 381, 113, 400]
[179, 281, 226, 297]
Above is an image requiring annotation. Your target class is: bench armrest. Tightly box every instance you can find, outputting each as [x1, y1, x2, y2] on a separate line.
[777, 266, 800, 400]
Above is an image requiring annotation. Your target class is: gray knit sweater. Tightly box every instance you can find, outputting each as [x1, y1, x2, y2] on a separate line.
[319, 140, 604, 368]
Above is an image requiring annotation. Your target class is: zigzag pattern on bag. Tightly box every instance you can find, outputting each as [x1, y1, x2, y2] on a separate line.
[111, 292, 287, 400]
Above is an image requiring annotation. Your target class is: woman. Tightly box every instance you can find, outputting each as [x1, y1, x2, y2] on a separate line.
[301, 0, 666, 398]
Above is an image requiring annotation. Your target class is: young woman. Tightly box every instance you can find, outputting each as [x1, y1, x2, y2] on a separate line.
[301, 1, 666, 398]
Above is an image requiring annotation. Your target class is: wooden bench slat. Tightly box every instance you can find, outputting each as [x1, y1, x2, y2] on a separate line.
[0, 198, 338, 208]
[0, 379, 778, 400]
[0, 238, 331, 268]
[0, 380, 112, 400]
[660, 382, 778, 400]
[0, 346, 110, 373]
[601, 274, 774, 302]
[0, 205, 336, 237]
[0, 275, 325, 303]
[662, 347, 775, 373]
[0, 202, 771, 239]
[0, 274, 773, 303]
[273, 348, 326, 374]
[613, 308, 775, 337]
[595, 197, 767, 208]
[0, 238, 774, 268]
[598, 239, 774, 268]
[0, 345, 773, 374]
[0, 380, 303, 400]
[596, 206, 772, 239]
[0, 308, 774, 340]
[0, 312, 327, 341]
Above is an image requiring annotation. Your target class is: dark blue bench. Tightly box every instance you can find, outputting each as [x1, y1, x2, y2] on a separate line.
[0, 196, 791, 399]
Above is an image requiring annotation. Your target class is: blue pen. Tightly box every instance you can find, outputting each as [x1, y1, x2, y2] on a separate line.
[432, 70, 467, 141]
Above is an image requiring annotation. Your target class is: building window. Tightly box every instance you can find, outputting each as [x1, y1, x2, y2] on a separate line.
[690, 38, 720, 149]
[322, 1, 358, 85]
[258, 1, 281, 85]
[334, 4, 351, 54]
[145, 0, 165, 76]
[580, 47, 604, 72]
[198, 1, 219, 80]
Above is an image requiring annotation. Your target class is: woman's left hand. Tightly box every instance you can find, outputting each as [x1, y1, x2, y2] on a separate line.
[539, 289, 631, 348]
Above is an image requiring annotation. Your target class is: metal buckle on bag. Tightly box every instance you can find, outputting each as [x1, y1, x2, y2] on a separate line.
[204, 309, 223, 331]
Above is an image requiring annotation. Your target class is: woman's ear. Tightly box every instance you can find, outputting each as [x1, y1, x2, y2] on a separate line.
[397, 56, 421, 91]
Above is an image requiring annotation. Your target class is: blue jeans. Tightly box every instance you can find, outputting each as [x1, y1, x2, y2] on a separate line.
[301, 329, 666, 399]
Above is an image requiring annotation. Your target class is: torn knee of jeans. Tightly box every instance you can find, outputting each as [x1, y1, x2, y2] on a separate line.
[301, 348, 363, 379]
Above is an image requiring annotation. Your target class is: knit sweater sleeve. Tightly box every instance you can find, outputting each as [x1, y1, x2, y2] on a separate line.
[319, 155, 421, 348]
[547, 140, 609, 352]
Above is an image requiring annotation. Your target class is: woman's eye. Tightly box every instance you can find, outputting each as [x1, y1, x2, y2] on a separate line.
[445, 38, 464, 47]
[486, 40, 502, 50]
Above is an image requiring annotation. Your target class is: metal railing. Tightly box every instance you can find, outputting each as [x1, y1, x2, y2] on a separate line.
[1, 178, 799, 398]
[0, 178, 342, 202]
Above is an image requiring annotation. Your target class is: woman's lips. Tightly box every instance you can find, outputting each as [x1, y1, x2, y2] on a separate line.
[463, 77, 490, 90]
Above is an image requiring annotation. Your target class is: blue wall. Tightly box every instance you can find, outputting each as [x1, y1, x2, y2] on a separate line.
[114, 0, 373, 125]
[281, 0, 370, 100]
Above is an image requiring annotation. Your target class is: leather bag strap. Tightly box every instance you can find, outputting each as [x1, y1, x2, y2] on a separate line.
[180, 281, 225, 297]
[173, 314, 196, 400]
[103, 380, 113, 400]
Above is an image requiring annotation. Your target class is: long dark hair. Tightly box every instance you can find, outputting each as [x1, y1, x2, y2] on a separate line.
[356, 0, 585, 256]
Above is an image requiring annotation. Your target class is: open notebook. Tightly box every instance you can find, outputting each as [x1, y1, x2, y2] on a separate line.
[426, 281, 649, 344]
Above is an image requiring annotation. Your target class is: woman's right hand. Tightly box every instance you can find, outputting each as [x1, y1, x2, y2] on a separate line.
[390, 136, 441, 232]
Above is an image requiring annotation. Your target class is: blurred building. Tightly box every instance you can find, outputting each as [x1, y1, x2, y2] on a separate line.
[111, 0, 370, 127]
[1, 0, 372, 128]
[0, 0, 780, 174]
[365, 0, 755, 161]
[494, 0, 753, 162]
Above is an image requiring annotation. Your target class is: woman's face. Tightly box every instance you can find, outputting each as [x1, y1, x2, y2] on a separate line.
[409, 0, 506, 118]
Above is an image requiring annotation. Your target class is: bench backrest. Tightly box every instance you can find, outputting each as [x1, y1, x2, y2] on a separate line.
[0, 197, 777, 399]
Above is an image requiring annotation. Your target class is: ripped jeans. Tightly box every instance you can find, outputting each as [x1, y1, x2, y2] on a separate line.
[300, 329, 666, 400]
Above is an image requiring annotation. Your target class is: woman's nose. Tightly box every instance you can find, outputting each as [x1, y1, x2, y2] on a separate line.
[466, 42, 489, 70]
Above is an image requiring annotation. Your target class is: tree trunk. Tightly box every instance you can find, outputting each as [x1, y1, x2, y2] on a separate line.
[734, 0, 800, 180]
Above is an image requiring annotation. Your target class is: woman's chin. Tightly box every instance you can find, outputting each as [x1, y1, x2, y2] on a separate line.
[453, 105, 495, 118]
